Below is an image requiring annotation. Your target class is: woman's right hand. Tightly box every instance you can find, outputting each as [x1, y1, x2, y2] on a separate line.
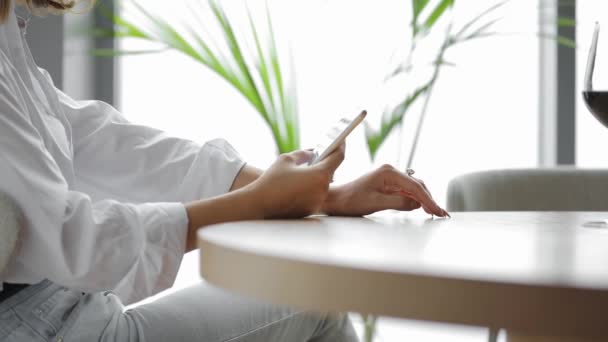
[184, 145, 344, 251]
[247, 145, 345, 219]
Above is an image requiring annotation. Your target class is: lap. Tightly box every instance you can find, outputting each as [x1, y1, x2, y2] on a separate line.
[125, 282, 356, 342]
[1, 281, 356, 342]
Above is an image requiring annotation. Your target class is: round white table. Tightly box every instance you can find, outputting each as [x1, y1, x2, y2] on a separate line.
[198, 212, 608, 342]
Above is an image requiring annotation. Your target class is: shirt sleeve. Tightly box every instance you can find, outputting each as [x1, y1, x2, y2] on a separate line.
[0, 61, 192, 303]
[54, 86, 246, 204]
[51, 76, 245, 303]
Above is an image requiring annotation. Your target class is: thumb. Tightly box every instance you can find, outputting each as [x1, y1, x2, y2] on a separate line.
[282, 149, 316, 165]
[312, 143, 345, 174]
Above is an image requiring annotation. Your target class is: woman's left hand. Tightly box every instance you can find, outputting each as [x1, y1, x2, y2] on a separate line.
[322, 164, 449, 217]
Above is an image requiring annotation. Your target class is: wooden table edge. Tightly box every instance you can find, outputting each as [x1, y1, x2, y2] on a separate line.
[198, 231, 608, 340]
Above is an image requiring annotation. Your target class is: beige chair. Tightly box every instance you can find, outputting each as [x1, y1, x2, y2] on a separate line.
[447, 168, 608, 212]
[0, 192, 21, 276]
[447, 167, 608, 342]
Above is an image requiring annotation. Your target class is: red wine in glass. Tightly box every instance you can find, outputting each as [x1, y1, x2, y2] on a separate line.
[582, 23, 608, 128]
[583, 91, 608, 127]
[581, 23, 608, 229]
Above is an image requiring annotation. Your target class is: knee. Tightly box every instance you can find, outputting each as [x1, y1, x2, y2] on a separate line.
[296, 311, 358, 342]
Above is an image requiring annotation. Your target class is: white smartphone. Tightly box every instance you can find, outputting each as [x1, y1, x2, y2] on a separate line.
[309, 110, 367, 165]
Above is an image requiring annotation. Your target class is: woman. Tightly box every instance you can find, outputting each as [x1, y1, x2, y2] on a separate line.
[0, 0, 448, 341]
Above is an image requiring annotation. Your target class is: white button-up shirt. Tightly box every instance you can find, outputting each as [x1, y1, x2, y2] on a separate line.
[0, 7, 245, 304]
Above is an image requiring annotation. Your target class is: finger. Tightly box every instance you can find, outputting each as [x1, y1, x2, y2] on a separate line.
[385, 177, 431, 201]
[398, 190, 433, 214]
[313, 143, 345, 174]
[392, 174, 445, 217]
[412, 177, 433, 199]
[399, 190, 446, 215]
[385, 187, 429, 213]
[283, 150, 315, 165]
[380, 194, 422, 211]
[399, 190, 450, 217]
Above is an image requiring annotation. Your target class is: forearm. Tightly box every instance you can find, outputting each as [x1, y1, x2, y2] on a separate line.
[182, 165, 264, 251]
[230, 164, 263, 191]
[184, 187, 263, 251]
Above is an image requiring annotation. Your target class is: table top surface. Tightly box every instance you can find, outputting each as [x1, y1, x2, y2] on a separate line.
[198, 212, 608, 338]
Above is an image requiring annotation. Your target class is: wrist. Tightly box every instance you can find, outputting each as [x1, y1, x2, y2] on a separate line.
[322, 185, 347, 216]
[239, 185, 267, 220]
[184, 187, 265, 251]
[230, 164, 263, 191]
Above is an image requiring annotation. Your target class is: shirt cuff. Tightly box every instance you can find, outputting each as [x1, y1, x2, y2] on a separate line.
[153, 202, 189, 289]
[196, 138, 246, 199]
[112, 202, 189, 304]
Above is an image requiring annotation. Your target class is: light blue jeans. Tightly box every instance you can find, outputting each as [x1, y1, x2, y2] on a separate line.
[0, 280, 358, 342]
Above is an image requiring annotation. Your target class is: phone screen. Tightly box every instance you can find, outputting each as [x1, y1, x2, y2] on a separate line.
[309, 110, 367, 165]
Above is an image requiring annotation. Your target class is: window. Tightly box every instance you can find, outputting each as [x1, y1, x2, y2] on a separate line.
[119, 2, 540, 338]
[119, 0, 540, 206]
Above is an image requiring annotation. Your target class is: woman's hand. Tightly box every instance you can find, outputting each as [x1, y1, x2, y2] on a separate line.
[322, 164, 448, 217]
[247, 145, 345, 219]
[185, 145, 344, 250]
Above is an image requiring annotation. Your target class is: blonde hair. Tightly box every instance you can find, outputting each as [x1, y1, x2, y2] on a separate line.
[0, 0, 76, 23]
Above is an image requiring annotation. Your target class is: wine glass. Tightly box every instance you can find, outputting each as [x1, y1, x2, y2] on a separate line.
[581, 23, 608, 229]
[582, 23, 608, 127]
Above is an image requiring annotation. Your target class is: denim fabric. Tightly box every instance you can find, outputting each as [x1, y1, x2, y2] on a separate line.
[0, 280, 83, 342]
[0, 281, 358, 342]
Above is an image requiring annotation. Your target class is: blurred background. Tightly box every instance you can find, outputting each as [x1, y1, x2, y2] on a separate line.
[23, 0, 608, 340]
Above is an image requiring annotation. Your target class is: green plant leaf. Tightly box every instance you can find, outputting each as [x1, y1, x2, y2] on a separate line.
[537, 33, 577, 48]
[434, 59, 456, 67]
[90, 27, 115, 38]
[182, 3, 240, 85]
[557, 16, 576, 27]
[386, 62, 413, 81]
[412, 0, 430, 21]
[365, 82, 430, 158]
[454, 0, 508, 39]
[101, 0, 299, 153]
[370, 0, 576, 162]
[421, 0, 454, 33]
[209, 1, 270, 120]
[130, 1, 202, 62]
[370, 0, 456, 159]
[556, 35, 576, 48]
[266, 3, 297, 149]
[459, 18, 501, 42]
[97, 3, 149, 39]
[452, 31, 497, 45]
[91, 47, 168, 57]
[247, 6, 277, 122]
[411, 0, 430, 35]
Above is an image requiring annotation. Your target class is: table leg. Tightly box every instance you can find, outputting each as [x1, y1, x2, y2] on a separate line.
[507, 331, 603, 342]
[488, 327, 499, 342]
